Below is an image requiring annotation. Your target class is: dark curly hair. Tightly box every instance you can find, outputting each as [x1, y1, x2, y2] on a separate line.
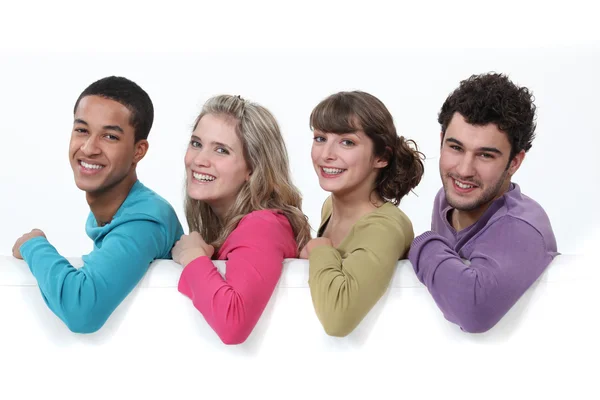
[310, 91, 424, 206]
[438, 72, 537, 161]
[73, 76, 154, 142]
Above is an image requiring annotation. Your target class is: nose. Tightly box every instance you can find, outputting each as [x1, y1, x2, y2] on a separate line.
[80, 135, 101, 156]
[192, 147, 211, 168]
[320, 140, 337, 162]
[455, 153, 476, 178]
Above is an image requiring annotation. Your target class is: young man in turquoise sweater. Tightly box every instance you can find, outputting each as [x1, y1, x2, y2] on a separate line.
[12, 76, 183, 333]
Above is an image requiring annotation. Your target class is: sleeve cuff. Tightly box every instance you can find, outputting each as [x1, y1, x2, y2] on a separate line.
[20, 236, 51, 263]
[177, 255, 215, 299]
[309, 245, 342, 266]
[408, 231, 451, 269]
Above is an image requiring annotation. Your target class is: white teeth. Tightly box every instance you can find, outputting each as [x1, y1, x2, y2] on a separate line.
[455, 179, 474, 189]
[80, 161, 103, 170]
[323, 167, 345, 174]
[193, 172, 216, 182]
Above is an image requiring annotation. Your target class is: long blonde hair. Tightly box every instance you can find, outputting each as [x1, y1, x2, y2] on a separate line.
[185, 94, 310, 253]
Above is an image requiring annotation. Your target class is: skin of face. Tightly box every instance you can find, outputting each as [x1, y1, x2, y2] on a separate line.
[184, 113, 251, 218]
[69, 95, 147, 195]
[311, 129, 387, 199]
[439, 112, 525, 223]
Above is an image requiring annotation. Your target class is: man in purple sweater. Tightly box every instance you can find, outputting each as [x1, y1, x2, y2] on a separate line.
[409, 73, 558, 333]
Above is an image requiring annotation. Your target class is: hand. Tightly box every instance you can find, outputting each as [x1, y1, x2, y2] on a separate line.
[12, 229, 46, 259]
[172, 231, 215, 266]
[299, 237, 333, 259]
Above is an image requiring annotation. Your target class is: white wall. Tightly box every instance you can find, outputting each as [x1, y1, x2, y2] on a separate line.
[0, 255, 597, 399]
[1, 47, 599, 256]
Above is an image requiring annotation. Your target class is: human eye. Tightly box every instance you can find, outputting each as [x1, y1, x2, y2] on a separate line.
[313, 135, 326, 143]
[105, 134, 119, 141]
[74, 127, 88, 134]
[216, 147, 230, 155]
[341, 139, 355, 147]
[479, 152, 494, 159]
[190, 139, 201, 148]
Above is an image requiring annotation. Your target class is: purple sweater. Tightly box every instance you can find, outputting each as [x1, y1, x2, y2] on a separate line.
[408, 183, 558, 333]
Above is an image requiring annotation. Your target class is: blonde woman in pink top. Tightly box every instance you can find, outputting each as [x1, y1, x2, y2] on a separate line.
[172, 95, 310, 344]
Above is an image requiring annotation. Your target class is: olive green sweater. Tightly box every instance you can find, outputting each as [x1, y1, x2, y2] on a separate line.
[308, 197, 414, 337]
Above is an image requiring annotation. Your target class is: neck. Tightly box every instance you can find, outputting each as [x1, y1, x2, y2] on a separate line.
[330, 188, 383, 222]
[208, 199, 232, 223]
[452, 207, 487, 232]
[87, 172, 138, 226]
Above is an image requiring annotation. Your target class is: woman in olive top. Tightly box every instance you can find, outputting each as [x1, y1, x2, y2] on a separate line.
[300, 91, 425, 337]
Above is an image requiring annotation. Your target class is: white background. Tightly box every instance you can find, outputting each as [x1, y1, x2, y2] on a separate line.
[1, 47, 599, 256]
[0, 1, 599, 399]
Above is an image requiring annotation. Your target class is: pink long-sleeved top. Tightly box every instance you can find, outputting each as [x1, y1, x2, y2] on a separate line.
[178, 210, 297, 344]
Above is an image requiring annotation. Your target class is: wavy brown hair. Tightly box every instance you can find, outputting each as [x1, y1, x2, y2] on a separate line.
[310, 91, 424, 206]
[185, 95, 310, 253]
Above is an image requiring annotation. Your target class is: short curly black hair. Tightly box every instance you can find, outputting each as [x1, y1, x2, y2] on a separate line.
[73, 76, 154, 142]
[438, 72, 537, 160]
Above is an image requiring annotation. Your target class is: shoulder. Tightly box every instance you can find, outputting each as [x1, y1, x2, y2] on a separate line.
[101, 182, 182, 250]
[359, 202, 412, 231]
[503, 185, 552, 224]
[352, 203, 415, 246]
[433, 187, 448, 211]
[320, 196, 333, 222]
[237, 209, 294, 234]
[120, 182, 180, 225]
[232, 210, 294, 237]
[496, 184, 556, 250]
[224, 209, 297, 256]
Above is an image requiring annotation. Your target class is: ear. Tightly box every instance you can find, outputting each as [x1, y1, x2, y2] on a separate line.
[373, 155, 389, 169]
[507, 149, 525, 176]
[133, 139, 149, 164]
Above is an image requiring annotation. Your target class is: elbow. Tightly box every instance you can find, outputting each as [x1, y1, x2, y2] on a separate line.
[209, 316, 255, 345]
[61, 309, 108, 334]
[318, 311, 360, 338]
[216, 329, 251, 345]
[322, 323, 354, 338]
[459, 319, 497, 334]
[452, 308, 501, 334]
[64, 315, 106, 334]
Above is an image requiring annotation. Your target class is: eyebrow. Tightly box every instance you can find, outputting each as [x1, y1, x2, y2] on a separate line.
[315, 130, 361, 138]
[191, 135, 234, 151]
[445, 137, 503, 155]
[74, 119, 124, 134]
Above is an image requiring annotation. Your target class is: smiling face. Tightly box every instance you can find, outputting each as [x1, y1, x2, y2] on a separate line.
[439, 113, 525, 215]
[69, 95, 147, 195]
[311, 129, 387, 199]
[184, 113, 251, 218]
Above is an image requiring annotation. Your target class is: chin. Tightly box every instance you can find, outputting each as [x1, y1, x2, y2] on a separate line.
[73, 178, 97, 193]
[187, 189, 212, 202]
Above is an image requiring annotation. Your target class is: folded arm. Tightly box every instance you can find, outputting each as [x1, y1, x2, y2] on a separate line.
[409, 217, 553, 333]
[19, 220, 166, 333]
[308, 217, 407, 337]
[178, 212, 294, 345]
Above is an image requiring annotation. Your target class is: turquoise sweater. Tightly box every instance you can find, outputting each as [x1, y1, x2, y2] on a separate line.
[19, 180, 184, 333]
